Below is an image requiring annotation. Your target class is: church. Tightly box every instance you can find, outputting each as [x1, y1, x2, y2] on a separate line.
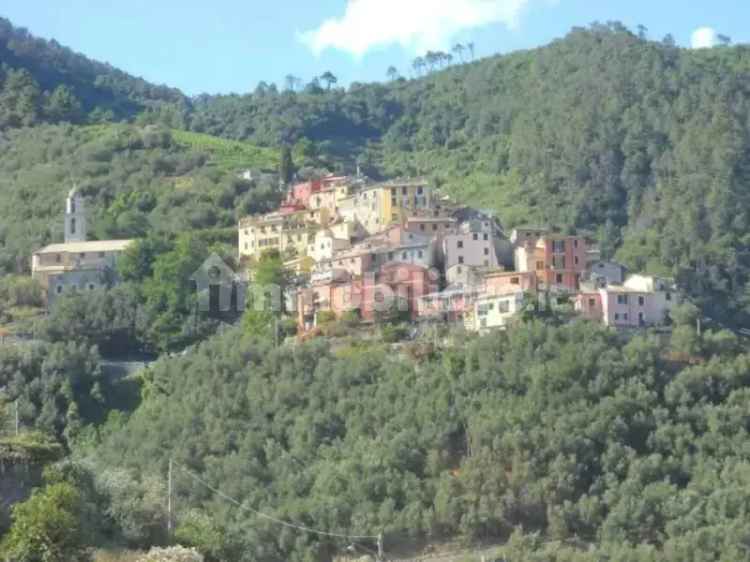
[31, 187, 134, 306]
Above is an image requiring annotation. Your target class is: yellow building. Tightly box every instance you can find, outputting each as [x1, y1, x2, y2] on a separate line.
[350, 179, 434, 235]
[238, 210, 323, 262]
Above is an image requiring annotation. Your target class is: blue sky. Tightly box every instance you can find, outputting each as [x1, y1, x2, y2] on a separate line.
[1, 0, 747, 96]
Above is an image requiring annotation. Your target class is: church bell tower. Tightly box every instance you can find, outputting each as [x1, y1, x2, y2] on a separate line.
[64, 186, 87, 243]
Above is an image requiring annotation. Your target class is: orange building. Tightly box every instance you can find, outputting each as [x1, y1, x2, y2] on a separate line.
[514, 234, 587, 292]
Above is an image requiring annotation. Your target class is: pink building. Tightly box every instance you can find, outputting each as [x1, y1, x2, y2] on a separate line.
[574, 292, 604, 322]
[442, 222, 499, 285]
[297, 264, 437, 330]
[515, 234, 588, 292]
[574, 275, 677, 328]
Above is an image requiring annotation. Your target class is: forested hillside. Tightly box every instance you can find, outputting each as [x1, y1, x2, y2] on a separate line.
[0, 123, 281, 274]
[4, 17, 750, 562]
[71, 317, 750, 561]
[4, 21, 750, 325]
[176, 24, 750, 327]
[0, 17, 184, 125]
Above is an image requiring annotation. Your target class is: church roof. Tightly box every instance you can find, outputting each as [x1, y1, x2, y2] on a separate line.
[34, 240, 134, 255]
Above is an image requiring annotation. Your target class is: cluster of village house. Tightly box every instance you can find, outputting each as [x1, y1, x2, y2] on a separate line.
[29, 176, 678, 334]
[237, 174, 679, 333]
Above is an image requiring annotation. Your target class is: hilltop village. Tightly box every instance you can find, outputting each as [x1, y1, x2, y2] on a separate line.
[26, 174, 679, 337]
[237, 174, 679, 334]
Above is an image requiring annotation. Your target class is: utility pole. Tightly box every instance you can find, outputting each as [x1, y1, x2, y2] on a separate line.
[14, 400, 19, 436]
[377, 532, 384, 561]
[167, 459, 173, 536]
[274, 317, 279, 348]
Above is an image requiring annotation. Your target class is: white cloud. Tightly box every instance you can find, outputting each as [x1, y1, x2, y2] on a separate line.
[299, 0, 530, 57]
[691, 27, 718, 49]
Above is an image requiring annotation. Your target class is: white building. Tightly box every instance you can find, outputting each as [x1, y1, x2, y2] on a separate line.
[468, 289, 526, 333]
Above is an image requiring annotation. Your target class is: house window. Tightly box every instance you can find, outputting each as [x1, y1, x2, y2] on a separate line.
[473, 233, 478, 241]
[402, 252, 407, 260]
[552, 240, 565, 253]
[614, 313, 620, 321]
[402, 187, 407, 195]
[432, 224, 438, 231]
[418, 250, 423, 258]
[666, 292, 672, 301]
[574, 239, 579, 248]
[56, 285, 63, 294]
[536, 261, 544, 271]
[556, 273, 563, 283]
[99, 251, 106, 258]
[56, 254, 62, 263]
[498, 299, 510, 313]
[511, 277, 520, 285]
[484, 248, 490, 255]
[483, 233, 488, 241]
[88, 283, 96, 291]
[417, 186, 423, 194]
[617, 295, 629, 305]
[457, 240, 464, 248]
[458, 256, 464, 264]
[638, 312, 645, 324]
[80, 252, 86, 259]
[623, 313, 629, 321]
[553, 255, 566, 269]
[588, 298, 596, 307]
[70, 218, 76, 234]
[574, 256, 579, 265]
[420, 224, 426, 231]
[638, 296, 645, 306]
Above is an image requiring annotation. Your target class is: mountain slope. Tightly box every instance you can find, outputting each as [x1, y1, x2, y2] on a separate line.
[185, 24, 750, 325]
[0, 123, 281, 273]
[0, 16, 185, 124]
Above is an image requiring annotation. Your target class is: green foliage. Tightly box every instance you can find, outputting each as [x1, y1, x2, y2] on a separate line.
[39, 285, 142, 355]
[0, 123, 281, 276]
[182, 24, 750, 328]
[0, 17, 183, 125]
[0, 481, 91, 562]
[0, 341, 105, 442]
[278, 144, 294, 185]
[0, 432, 64, 464]
[75, 319, 750, 560]
[171, 129, 279, 173]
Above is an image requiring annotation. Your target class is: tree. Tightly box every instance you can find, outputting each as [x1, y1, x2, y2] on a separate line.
[319, 71, 338, 90]
[636, 24, 648, 39]
[284, 74, 301, 92]
[243, 249, 288, 337]
[386, 66, 399, 81]
[466, 42, 475, 60]
[0, 482, 91, 562]
[0, 68, 41, 128]
[44, 84, 83, 123]
[412, 57, 425, 76]
[452, 43, 466, 62]
[717, 34, 731, 46]
[279, 144, 295, 185]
